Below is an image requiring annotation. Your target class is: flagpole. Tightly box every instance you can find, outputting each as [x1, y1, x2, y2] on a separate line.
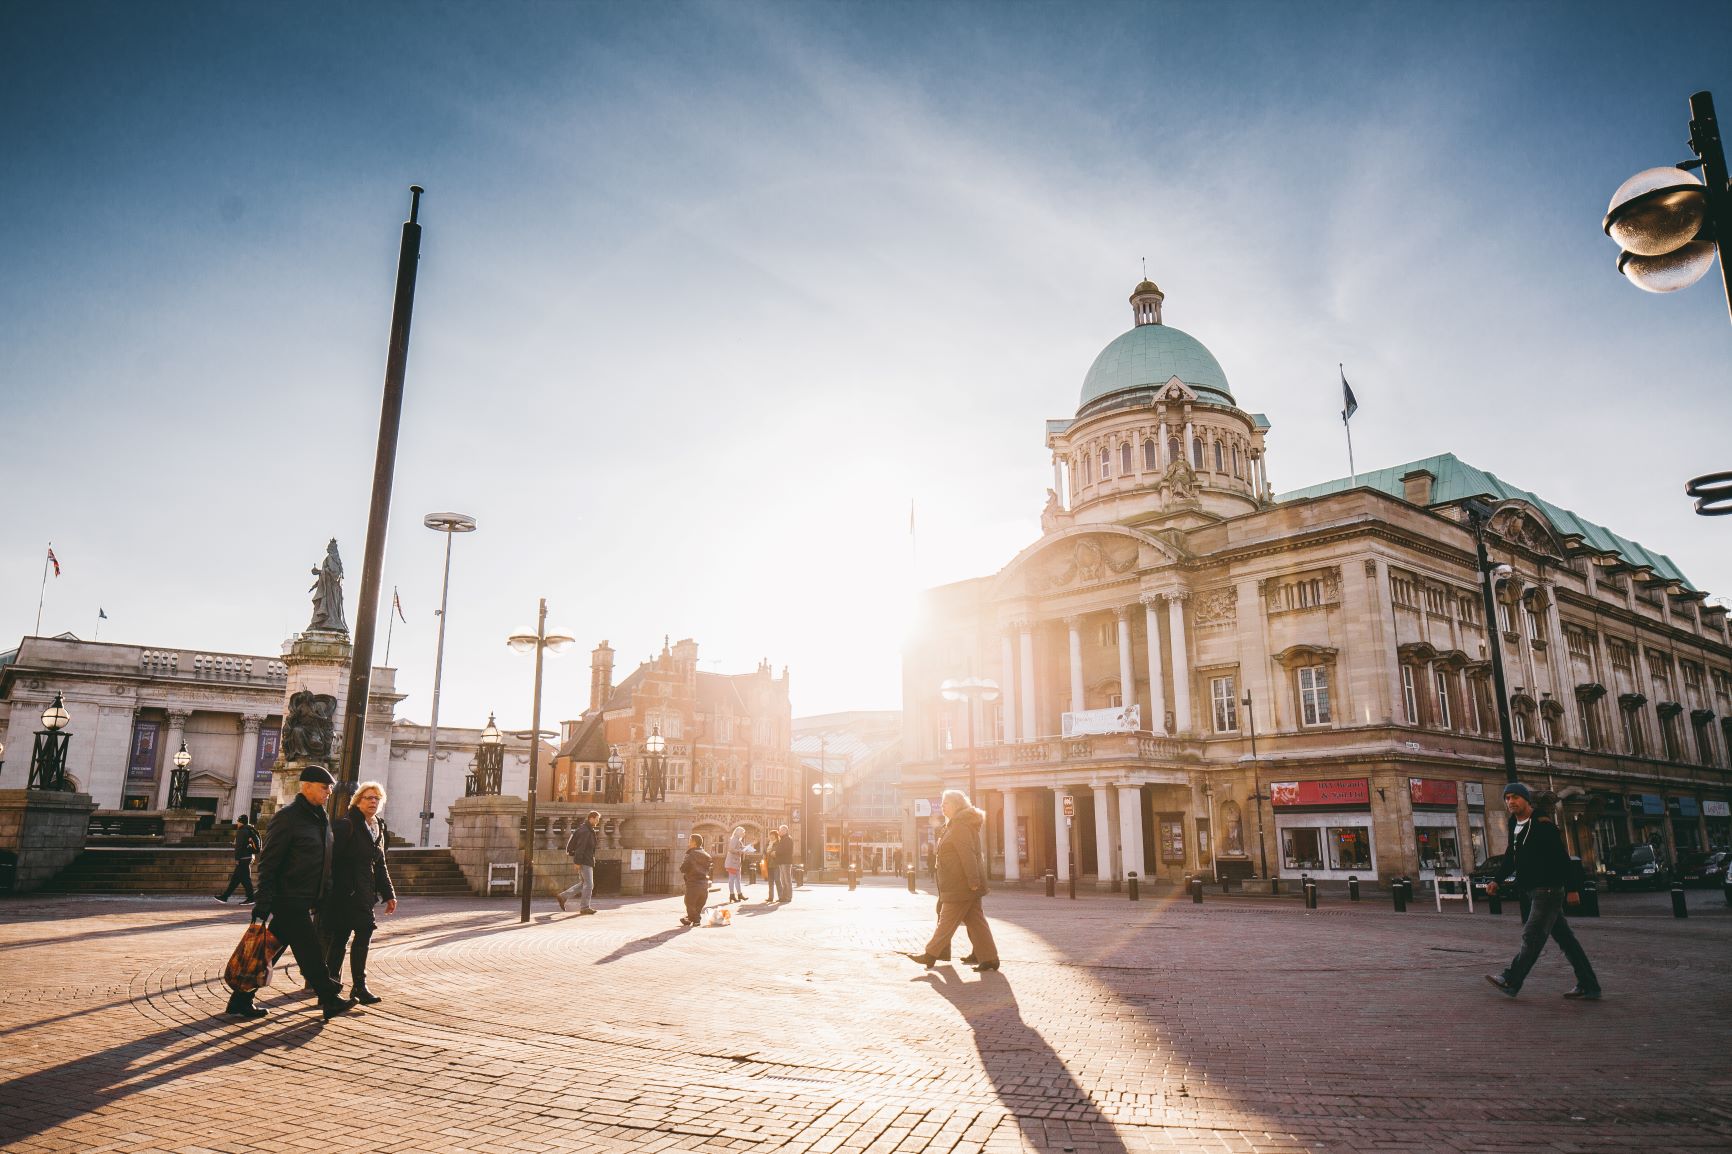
[94, 611, 101, 642]
[384, 586, 398, 665]
[35, 544, 50, 635]
[1340, 363, 1357, 488]
[1345, 414, 1357, 487]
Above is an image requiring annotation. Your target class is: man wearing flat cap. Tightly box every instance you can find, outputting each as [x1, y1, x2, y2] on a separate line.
[225, 766, 357, 1020]
[1484, 782, 1602, 1000]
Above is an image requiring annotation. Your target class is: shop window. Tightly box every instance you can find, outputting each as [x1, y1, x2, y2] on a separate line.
[1415, 825, 1462, 873]
[1210, 676, 1238, 733]
[1434, 670, 1452, 728]
[1298, 665, 1332, 726]
[1467, 821, 1488, 867]
[1329, 826, 1372, 870]
[1119, 442, 1132, 475]
[1282, 827, 1325, 871]
[1143, 438, 1157, 470]
[1401, 666, 1419, 724]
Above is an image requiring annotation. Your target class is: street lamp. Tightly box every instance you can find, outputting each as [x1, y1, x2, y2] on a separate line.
[168, 741, 192, 810]
[1603, 91, 1732, 514]
[940, 676, 1000, 805]
[467, 712, 504, 797]
[604, 746, 625, 803]
[1242, 690, 1269, 880]
[420, 511, 477, 846]
[28, 692, 72, 791]
[642, 726, 667, 802]
[507, 601, 573, 924]
[1462, 499, 1520, 790]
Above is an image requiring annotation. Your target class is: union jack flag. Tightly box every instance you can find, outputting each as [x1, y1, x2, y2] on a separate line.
[47, 546, 59, 577]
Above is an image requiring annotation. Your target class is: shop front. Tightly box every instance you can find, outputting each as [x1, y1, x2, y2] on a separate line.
[1409, 778, 1463, 881]
[1591, 792, 1629, 864]
[1270, 777, 1376, 881]
[1667, 796, 1703, 853]
[1464, 782, 1491, 867]
[1631, 793, 1668, 857]
[1706, 799, 1730, 850]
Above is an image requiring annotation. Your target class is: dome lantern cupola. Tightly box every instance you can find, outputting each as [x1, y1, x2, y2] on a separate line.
[1131, 279, 1164, 326]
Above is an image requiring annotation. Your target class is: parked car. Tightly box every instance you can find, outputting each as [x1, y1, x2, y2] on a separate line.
[1604, 843, 1671, 891]
[1679, 850, 1728, 888]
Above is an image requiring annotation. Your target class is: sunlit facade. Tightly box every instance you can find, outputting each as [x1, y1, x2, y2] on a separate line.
[901, 282, 1732, 887]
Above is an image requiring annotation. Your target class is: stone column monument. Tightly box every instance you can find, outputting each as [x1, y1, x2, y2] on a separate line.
[263, 540, 352, 817]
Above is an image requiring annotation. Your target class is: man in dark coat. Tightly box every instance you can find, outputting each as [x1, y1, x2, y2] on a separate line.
[678, 833, 712, 927]
[557, 810, 600, 914]
[906, 789, 999, 972]
[226, 766, 356, 1020]
[1485, 783, 1601, 1000]
[772, 822, 795, 903]
[215, 813, 261, 903]
[321, 780, 396, 1004]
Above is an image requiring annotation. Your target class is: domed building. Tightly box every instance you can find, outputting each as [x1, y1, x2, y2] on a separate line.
[901, 281, 1732, 891]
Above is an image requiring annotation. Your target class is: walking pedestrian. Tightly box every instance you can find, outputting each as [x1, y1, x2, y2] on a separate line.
[679, 833, 712, 927]
[557, 810, 601, 914]
[905, 789, 999, 972]
[321, 780, 396, 1005]
[215, 813, 261, 903]
[226, 766, 356, 1020]
[724, 826, 747, 902]
[760, 829, 780, 902]
[773, 822, 795, 903]
[1485, 783, 1601, 1000]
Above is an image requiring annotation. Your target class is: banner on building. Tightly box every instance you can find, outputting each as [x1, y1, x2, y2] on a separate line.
[254, 726, 281, 789]
[1409, 778, 1459, 808]
[127, 720, 161, 782]
[1061, 705, 1141, 737]
[1704, 800, 1730, 818]
[1270, 778, 1370, 809]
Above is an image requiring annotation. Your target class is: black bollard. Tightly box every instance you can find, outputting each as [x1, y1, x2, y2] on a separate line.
[794, 865, 805, 888]
[1221, 874, 1231, 894]
[1304, 880, 1318, 909]
[1127, 871, 1139, 901]
[1392, 878, 1407, 912]
[1045, 871, 1056, 897]
[1348, 875, 1360, 902]
[1579, 878, 1599, 918]
[906, 867, 916, 894]
[1190, 876, 1204, 904]
[1672, 883, 1689, 919]
[848, 869, 857, 892]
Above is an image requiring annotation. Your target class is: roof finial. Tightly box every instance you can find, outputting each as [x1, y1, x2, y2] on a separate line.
[1129, 273, 1164, 326]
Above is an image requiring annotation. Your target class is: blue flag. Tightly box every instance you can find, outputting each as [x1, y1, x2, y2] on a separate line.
[1340, 365, 1358, 422]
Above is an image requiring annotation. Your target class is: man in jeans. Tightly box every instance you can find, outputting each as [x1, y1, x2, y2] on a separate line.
[557, 810, 600, 914]
[1485, 783, 1601, 1000]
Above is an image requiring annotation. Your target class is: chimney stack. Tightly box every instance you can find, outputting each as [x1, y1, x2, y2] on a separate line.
[590, 641, 614, 712]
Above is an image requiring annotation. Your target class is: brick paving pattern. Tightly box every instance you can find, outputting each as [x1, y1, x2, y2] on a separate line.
[1, 883, 1728, 1153]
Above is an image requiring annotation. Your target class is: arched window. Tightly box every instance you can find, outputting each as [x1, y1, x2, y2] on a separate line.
[1214, 441, 1224, 472]
[1143, 439, 1157, 470]
[1167, 436, 1181, 464]
[1082, 454, 1092, 484]
[1192, 437, 1203, 468]
[1232, 444, 1243, 478]
[1119, 442, 1132, 475]
[1099, 448, 1111, 479]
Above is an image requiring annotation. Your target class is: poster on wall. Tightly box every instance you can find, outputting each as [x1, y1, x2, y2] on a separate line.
[1705, 800, 1730, 818]
[1016, 816, 1029, 863]
[254, 726, 281, 789]
[127, 720, 161, 782]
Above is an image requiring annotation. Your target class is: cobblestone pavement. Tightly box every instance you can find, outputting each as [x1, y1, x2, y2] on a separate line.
[2, 882, 1728, 1153]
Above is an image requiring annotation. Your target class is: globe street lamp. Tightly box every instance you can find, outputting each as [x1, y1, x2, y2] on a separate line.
[420, 511, 477, 846]
[642, 726, 667, 802]
[168, 741, 192, 810]
[940, 677, 1000, 805]
[507, 602, 574, 924]
[605, 746, 625, 804]
[1603, 91, 1732, 515]
[28, 692, 72, 791]
[467, 712, 504, 797]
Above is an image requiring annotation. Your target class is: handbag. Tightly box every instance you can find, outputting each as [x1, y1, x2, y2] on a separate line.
[222, 922, 287, 993]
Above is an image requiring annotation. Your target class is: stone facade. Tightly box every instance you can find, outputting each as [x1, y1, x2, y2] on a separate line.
[902, 282, 1732, 888]
[0, 789, 98, 892]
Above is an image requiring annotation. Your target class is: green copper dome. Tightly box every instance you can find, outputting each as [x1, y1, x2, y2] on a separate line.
[1079, 323, 1234, 410]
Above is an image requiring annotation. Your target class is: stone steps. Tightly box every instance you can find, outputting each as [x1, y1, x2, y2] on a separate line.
[44, 846, 474, 897]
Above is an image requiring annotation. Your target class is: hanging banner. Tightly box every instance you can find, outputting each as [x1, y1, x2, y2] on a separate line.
[127, 720, 162, 782]
[1061, 705, 1140, 737]
[254, 726, 281, 789]
[1704, 800, 1730, 818]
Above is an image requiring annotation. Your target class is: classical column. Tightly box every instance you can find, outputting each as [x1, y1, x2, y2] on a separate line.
[1167, 594, 1192, 735]
[155, 709, 190, 808]
[1116, 607, 1135, 713]
[1018, 621, 1038, 741]
[1002, 788, 1021, 881]
[1054, 789, 1072, 881]
[1093, 784, 1117, 883]
[1000, 631, 1019, 743]
[1183, 419, 1195, 463]
[1157, 418, 1169, 467]
[1118, 784, 1144, 879]
[231, 715, 264, 819]
[1142, 595, 1167, 733]
[1066, 616, 1086, 716]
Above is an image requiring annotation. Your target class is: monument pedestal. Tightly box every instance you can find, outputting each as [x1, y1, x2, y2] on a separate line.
[265, 629, 352, 818]
[0, 789, 99, 893]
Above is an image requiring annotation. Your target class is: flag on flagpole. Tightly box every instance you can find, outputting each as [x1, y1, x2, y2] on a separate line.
[98, 608, 107, 620]
[47, 546, 60, 577]
[1340, 365, 1358, 423]
[392, 587, 407, 623]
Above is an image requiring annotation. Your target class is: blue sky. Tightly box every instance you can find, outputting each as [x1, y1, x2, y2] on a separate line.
[3, 0, 1729, 729]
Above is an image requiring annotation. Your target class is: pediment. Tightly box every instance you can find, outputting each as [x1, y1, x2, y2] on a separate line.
[1485, 500, 1567, 561]
[1155, 377, 1197, 403]
[994, 526, 1177, 598]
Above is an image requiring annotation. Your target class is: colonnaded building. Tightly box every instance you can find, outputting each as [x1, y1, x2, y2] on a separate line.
[901, 279, 1732, 888]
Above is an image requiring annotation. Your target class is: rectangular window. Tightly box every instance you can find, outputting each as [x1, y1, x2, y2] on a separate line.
[1610, 641, 1633, 676]
[1434, 670, 1452, 728]
[1108, 693, 1123, 708]
[1458, 595, 1481, 627]
[1100, 449, 1111, 479]
[1281, 827, 1325, 870]
[1328, 826, 1372, 870]
[1695, 721, 1715, 765]
[1582, 703, 1603, 750]
[1566, 626, 1593, 662]
[1622, 708, 1645, 756]
[1401, 666, 1418, 724]
[1415, 825, 1462, 873]
[1299, 665, 1332, 726]
[580, 765, 592, 793]
[1210, 676, 1238, 733]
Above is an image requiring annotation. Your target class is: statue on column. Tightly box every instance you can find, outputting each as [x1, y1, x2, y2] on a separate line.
[282, 690, 339, 764]
[307, 538, 348, 633]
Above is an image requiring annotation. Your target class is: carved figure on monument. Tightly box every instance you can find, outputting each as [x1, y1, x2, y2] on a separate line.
[1040, 487, 1062, 532]
[307, 539, 348, 633]
[282, 689, 340, 763]
[1163, 458, 1198, 499]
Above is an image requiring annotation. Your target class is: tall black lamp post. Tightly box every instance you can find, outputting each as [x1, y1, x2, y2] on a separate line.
[1602, 91, 1732, 515]
[1242, 689, 1270, 880]
[27, 693, 72, 791]
[1462, 499, 1521, 789]
[168, 741, 192, 810]
[508, 602, 573, 924]
[940, 676, 1000, 805]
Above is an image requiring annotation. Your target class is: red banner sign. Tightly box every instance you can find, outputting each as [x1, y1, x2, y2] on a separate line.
[1270, 778, 1370, 808]
[1408, 778, 1459, 807]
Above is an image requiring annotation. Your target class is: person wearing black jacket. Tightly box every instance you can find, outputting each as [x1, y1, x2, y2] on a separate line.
[225, 766, 356, 1020]
[321, 780, 396, 1004]
[771, 823, 795, 903]
[215, 814, 261, 903]
[1485, 784, 1601, 1000]
[556, 810, 600, 914]
[678, 834, 712, 927]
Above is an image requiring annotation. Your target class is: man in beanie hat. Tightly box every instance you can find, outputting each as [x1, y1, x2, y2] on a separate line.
[225, 766, 357, 1020]
[1485, 781, 1601, 1000]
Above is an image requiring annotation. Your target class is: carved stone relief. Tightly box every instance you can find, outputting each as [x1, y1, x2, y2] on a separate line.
[1193, 586, 1238, 628]
[1031, 537, 1140, 592]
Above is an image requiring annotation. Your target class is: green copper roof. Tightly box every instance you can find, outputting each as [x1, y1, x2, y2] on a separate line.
[1080, 323, 1233, 410]
[1277, 453, 1695, 589]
